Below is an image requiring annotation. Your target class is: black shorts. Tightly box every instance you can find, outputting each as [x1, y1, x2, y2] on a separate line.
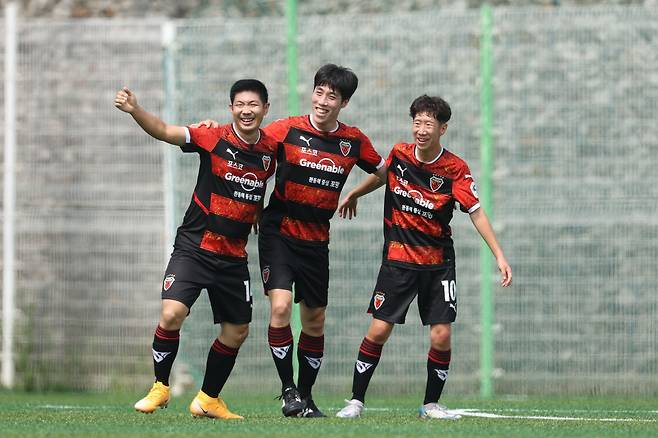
[161, 251, 252, 324]
[258, 232, 329, 308]
[368, 264, 457, 325]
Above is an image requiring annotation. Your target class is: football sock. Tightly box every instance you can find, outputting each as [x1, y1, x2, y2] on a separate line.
[424, 348, 451, 404]
[201, 339, 239, 398]
[297, 332, 324, 398]
[351, 337, 383, 403]
[268, 325, 295, 389]
[152, 325, 180, 386]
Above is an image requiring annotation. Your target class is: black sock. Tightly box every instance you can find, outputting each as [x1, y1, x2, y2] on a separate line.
[268, 325, 295, 390]
[424, 348, 451, 405]
[351, 337, 383, 403]
[297, 332, 324, 398]
[152, 325, 180, 386]
[201, 339, 239, 398]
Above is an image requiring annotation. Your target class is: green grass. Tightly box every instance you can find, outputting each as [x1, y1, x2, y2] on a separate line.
[0, 390, 656, 438]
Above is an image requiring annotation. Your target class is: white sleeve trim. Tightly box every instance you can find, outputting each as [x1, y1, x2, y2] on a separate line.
[467, 203, 481, 214]
[184, 127, 191, 144]
[375, 157, 386, 170]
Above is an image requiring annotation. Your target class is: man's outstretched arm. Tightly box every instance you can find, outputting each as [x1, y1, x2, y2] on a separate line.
[337, 167, 387, 220]
[114, 87, 187, 146]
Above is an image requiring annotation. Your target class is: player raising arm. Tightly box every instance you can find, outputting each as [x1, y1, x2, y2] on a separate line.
[114, 80, 277, 419]
[335, 94, 511, 420]
[194, 64, 386, 417]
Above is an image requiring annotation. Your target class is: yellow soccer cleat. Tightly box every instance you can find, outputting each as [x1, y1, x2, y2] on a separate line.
[189, 390, 244, 419]
[134, 381, 170, 413]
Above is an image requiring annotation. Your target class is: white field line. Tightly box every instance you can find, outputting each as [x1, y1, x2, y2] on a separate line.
[451, 409, 656, 423]
[364, 407, 657, 422]
[38, 404, 112, 410]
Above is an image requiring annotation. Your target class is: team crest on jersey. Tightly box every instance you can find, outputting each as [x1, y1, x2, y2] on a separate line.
[163, 274, 175, 291]
[373, 292, 385, 310]
[262, 266, 270, 283]
[430, 175, 444, 192]
[339, 140, 352, 156]
[262, 155, 271, 171]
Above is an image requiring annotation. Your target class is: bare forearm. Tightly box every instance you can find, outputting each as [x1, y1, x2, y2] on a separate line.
[130, 105, 186, 146]
[350, 174, 385, 200]
[470, 208, 513, 287]
[470, 208, 505, 259]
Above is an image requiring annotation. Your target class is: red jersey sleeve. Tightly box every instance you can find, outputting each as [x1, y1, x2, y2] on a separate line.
[452, 162, 481, 213]
[356, 132, 385, 174]
[263, 118, 291, 143]
[184, 126, 223, 153]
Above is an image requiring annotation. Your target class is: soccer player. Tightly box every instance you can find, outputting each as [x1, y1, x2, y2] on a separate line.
[334, 95, 512, 420]
[113, 79, 277, 419]
[195, 64, 386, 417]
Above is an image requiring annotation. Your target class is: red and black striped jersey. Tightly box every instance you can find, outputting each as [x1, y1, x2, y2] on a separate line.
[261, 115, 384, 245]
[382, 143, 480, 269]
[174, 124, 277, 262]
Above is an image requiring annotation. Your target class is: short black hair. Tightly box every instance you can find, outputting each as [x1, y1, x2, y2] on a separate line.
[409, 95, 451, 124]
[313, 64, 358, 101]
[230, 79, 268, 104]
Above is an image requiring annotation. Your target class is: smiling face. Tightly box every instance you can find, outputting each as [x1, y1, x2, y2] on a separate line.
[310, 84, 348, 131]
[412, 112, 447, 155]
[230, 90, 269, 138]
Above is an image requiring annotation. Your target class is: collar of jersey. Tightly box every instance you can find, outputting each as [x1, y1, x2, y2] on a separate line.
[308, 114, 340, 134]
[414, 144, 444, 165]
[231, 123, 261, 146]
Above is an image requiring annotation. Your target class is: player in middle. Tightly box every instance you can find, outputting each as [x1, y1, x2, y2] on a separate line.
[196, 64, 386, 417]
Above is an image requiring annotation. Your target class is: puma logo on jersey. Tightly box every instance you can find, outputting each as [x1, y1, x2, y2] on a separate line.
[435, 369, 449, 381]
[396, 164, 407, 177]
[449, 303, 456, 311]
[271, 345, 291, 359]
[300, 135, 313, 148]
[305, 356, 323, 369]
[356, 360, 374, 374]
[152, 349, 171, 363]
[226, 148, 238, 160]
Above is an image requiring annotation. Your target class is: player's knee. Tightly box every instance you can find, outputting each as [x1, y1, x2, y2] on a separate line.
[301, 309, 325, 334]
[160, 308, 186, 329]
[270, 301, 292, 324]
[430, 327, 451, 350]
[367, 330, 389, 345]
[231, 325, 250, 346]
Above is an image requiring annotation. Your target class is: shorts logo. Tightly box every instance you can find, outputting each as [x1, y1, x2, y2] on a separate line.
[152, 349, 171, 363]
[305, 356, 323, 370]
[356, 360, 373, 374]
[373, 292, 385, 310]
[339, 140, 351, 156]
[435, 369, 449, 381]
[430, 175, 444, 192]
[262, 155, 271, 171]
[271, 345, 290, 359]
[163, 274, 175, 291]
[262, 266, 270, 283]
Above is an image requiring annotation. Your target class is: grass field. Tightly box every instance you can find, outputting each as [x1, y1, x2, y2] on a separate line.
[1, 390, 656, 438]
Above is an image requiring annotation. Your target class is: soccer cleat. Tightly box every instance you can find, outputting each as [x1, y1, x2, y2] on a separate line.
[134, 381, 170, 413]
[189, 390, 243, 419]
[278, 386, 305, 417]
[335, 399, 364, 418]
[418, 403, 462, 420]
[299, 397, 326, 418]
